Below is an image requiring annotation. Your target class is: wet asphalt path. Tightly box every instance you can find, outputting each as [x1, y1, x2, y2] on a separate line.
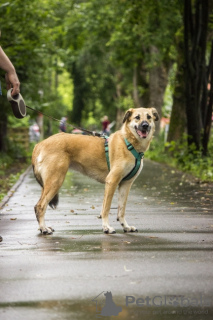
[0, 160, 213, 320]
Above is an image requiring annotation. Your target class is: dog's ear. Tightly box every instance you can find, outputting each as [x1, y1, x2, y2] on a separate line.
[123, 109, 133, 123]
[151, 108, 159, 121]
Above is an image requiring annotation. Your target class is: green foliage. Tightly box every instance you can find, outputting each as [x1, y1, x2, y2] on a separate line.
[57, 70, 74, 112]
[0, 156, 27, 202]
[7, 114, 31, 128]
[0, 0, 182, 130]
[147, 133, 213, 181]
[117, 95, 135, 111]
[1, 0, 211, 184]
[166, 134, 213, 181]
[146, 133, 174, 164]
[0, 153, 14, 174]
[0, 0, 72, 135]
[107, 0, 182, 67]
[61, 0, 182, 125]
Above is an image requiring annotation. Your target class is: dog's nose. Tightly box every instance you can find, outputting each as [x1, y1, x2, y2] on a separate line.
[141, 121, 149, 130]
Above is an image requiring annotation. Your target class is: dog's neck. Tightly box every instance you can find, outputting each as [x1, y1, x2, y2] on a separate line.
[121, 125, 154, 153]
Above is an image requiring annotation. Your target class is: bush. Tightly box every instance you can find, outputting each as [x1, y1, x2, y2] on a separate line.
[146, 133, 213, 182]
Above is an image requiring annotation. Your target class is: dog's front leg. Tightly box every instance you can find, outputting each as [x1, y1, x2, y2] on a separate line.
[117, 180, 138, 232]
[101, 172, 121, 234]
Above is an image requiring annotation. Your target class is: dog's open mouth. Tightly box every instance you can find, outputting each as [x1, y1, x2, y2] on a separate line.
[135, 127, 149, 139]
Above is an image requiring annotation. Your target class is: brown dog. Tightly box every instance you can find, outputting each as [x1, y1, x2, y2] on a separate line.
[32, 107, 159, 234]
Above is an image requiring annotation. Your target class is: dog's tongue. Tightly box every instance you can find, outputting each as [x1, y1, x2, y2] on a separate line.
[137, 129, 147, 138]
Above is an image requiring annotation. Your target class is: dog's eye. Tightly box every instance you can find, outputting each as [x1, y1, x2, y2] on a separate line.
[147, 114, 152, 120]
[135, 115, 140, 120]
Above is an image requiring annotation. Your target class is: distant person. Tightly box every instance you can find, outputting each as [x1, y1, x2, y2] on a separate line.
[102, 115, 110, 136]
[29, 122, 40, 142]
[0, 46, 20, 96]
[59, 117, 67, 132]
[0, 46, 20, 243]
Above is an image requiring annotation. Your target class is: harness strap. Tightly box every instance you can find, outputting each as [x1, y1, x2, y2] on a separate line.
[105, 138, 144, 181]
[105, 139, 110, 171]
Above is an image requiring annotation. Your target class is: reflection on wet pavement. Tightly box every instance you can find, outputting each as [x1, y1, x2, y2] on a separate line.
[0, 299, 212, 320]
[0, 159, 213, 319]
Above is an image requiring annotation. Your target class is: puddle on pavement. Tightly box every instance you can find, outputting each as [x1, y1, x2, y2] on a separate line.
[0, 299, 212, 320]
[32, 230, 213, 256]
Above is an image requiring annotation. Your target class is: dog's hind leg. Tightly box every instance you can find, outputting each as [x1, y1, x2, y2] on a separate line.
[117, 180, 138, 232]
[35, 189, 55, 235]
[34, 161, 69, 234]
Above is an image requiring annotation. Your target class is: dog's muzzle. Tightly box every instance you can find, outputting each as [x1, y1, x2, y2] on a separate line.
[135, 121, 150, 139]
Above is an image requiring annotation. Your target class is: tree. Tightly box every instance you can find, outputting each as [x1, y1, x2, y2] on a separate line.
[105, 0, 182, 132]
[0, 0, 69, 151]
[63, 0, 182, 131]
[167, 30, 186, 142]
[184, 0, 213, 154]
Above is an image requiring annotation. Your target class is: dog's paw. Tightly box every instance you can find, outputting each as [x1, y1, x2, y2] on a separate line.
[123, 226, 138, 233]
[39, 227, 55, 235]
[103, 226, 116, 234]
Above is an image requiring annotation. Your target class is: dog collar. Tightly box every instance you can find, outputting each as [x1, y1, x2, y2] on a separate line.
[105, 138, 144, 181]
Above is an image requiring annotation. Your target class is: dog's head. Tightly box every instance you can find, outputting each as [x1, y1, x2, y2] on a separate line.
[122, 107, 159, 140]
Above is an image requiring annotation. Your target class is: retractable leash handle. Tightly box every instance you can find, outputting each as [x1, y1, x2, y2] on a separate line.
[7, 88, 27, 119]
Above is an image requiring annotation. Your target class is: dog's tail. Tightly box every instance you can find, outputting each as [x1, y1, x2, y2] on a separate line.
[49, 193, 59, 209]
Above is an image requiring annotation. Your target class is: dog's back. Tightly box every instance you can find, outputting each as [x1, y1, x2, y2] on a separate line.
[32, 133, 109, 188]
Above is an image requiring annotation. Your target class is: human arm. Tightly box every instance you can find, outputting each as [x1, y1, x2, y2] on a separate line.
[0, 46, 20, 95]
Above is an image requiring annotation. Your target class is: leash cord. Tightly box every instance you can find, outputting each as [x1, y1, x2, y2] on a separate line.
[26, 105, 103, 138]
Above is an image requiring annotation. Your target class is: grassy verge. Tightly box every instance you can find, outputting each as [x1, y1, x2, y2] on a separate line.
[146, 133, 213, 182]
[0, 156, 29, 202]
[0, 141, 36, 202]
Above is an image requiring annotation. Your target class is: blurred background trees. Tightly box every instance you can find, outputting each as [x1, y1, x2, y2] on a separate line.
[0, 0, 213, 179]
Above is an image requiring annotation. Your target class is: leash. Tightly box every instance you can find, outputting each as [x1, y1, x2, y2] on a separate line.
[7, 89, 104, 138]
[25, 105, 103, 137]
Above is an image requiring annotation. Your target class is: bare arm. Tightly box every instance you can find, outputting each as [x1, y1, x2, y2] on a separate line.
[0, 46, 20, 96]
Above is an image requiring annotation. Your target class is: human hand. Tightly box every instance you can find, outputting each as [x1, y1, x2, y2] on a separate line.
[5, 70, 20, 96]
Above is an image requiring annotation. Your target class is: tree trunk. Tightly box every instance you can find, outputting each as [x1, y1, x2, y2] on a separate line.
[167, 37, 186, 142]
[133, 65, 144, 108]
[116, 108, 125, 131]
[137, 61, 150, 108]
[71, 62, 87, 125]
[115, 76, 125, 130]
[132, 54, 169, 135]
[149, 46, 169, 135]
[184, 0, 209, 150]
[202, 40, 213, 155]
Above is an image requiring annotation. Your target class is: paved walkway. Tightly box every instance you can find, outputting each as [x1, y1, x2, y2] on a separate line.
[0, 160, 213, 319]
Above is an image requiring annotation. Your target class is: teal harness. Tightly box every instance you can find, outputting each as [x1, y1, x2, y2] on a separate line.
[105, 138, 144, 181]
